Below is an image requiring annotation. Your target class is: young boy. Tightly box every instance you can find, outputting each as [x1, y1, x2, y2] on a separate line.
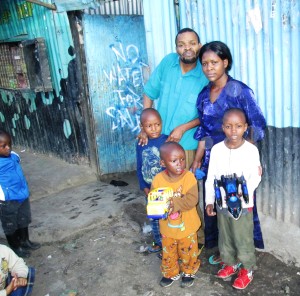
[136, 108, 168, 252]
[151, 142, 201, 288]
[0, 244, 35, 295]
[0, 129, 40, 258]
[205, 108, 262, 290]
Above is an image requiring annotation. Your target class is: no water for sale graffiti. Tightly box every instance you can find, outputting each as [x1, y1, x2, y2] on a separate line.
[103, 40, 148, 134]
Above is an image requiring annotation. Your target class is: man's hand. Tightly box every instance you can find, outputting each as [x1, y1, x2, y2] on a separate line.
[166, 126, 185, 143]
[166, 124, 186, 143]
[206, 204, 216, 216]
[136, 129, 148, 146]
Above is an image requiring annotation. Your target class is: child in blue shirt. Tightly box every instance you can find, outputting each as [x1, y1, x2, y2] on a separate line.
[136, 108, 167, 252]
[0, 129, 40, 258]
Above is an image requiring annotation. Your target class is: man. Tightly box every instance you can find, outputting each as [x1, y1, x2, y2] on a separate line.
[140, 28, 208, 168]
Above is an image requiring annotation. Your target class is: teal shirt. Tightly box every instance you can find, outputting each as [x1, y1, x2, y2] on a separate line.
[144, 53, 208, 150]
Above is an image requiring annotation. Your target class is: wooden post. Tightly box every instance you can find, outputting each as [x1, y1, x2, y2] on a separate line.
[26, 0, 57, 10]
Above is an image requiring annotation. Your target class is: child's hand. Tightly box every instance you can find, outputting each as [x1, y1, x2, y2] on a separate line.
[143, 188, 150, 196]
[206, 204, 216, 216]
[15, 277, 27, 287]
[258, 165, 263, 176]
[167, 198, 174, 214]
[6, 277, 16, 294]
[173, 185, 183, 198]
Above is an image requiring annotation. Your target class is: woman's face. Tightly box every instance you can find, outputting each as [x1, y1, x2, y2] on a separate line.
[201, 50, 228, 82]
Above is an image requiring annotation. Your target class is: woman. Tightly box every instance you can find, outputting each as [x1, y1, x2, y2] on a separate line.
[191, 41, 266, 252]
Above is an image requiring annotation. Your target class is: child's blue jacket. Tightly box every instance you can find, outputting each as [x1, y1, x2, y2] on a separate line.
[0, 151, 29, 202]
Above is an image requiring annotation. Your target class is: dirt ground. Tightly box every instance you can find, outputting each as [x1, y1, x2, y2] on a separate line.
[2, 193, 299, 296]
[0, 148, 299, 296]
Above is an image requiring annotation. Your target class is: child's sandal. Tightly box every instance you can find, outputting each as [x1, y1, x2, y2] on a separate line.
[209, 254, 223, 265]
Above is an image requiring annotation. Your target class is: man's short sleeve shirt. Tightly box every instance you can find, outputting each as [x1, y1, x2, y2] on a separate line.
[144, 53, 208, 150]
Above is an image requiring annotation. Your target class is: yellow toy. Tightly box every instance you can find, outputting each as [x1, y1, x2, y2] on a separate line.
[146, 187, 173, 219]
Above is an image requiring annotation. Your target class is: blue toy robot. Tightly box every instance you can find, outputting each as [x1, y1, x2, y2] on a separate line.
[214, 174, 249, 220]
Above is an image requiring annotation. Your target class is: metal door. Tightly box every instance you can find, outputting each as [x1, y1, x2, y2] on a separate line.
[83, 15, 148, 174]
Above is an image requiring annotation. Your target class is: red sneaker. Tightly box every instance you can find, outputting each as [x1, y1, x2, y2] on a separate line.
[232, 268, 253, 290]
[216, 265, 238, 279]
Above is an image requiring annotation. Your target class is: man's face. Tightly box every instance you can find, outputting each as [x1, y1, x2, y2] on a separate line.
[176, 31, 201, 64]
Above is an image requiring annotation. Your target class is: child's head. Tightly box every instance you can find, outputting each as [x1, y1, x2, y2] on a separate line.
[140, 108, 162, 139]
[160, 142, 186, 178]
[0, 129, 12, 157]
[222, 108, 248, 147]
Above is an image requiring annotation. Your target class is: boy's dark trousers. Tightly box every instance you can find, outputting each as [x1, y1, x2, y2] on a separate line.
[6, 227, 41, 258]
[5, 231, 31, 258]
[0, 199, 41, 257]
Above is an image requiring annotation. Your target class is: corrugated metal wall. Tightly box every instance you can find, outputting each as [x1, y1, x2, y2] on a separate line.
[84, 0, 143, 15]
[81, 0, 175, 71]
[177, 0, 300, 227]
[143, 0, 177, 72]
[0, 0, 90, 163]
[54, 0, 143, 14]
[179, 0, 300, 128]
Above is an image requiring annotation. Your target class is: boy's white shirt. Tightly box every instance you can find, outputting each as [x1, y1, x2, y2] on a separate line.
[0, 244, 28, 295]
[205, 140, 261, 209]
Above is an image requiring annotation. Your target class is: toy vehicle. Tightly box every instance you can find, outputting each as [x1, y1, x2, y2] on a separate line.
[213, 174, 249, 220]
[146, 187, 173, 219]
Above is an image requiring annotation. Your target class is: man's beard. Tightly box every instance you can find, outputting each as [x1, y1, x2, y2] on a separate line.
[180, 56, 198, 64]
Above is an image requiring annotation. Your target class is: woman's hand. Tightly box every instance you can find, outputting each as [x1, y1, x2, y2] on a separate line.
[190, 160, 201, 174]
[190, 140, 205, 173]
